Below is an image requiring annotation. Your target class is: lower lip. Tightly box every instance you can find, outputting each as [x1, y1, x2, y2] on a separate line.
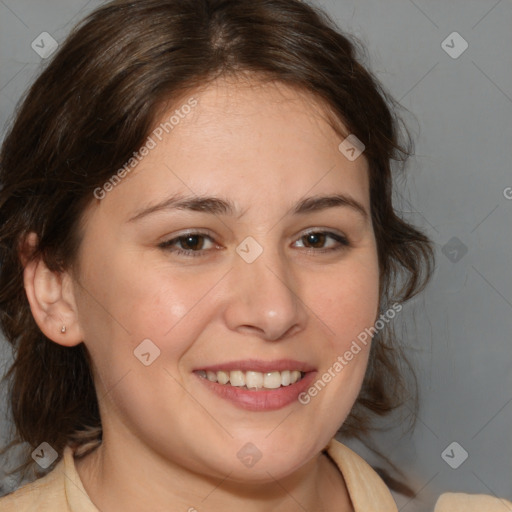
[195, 372, 318, 411]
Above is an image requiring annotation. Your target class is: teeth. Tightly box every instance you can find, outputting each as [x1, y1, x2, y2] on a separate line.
[263, 371, 282, 389]
[245, 371, 264, 389]
[206, 371, 217, 383]
[290, 370, 301, 384]
[229, 370, 245, 387]
[217, 370, 230, 385]
[198, 369, 305, 389]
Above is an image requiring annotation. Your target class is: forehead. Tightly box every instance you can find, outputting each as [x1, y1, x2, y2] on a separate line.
[85, 76, 370, 225]
[164, 76, 351, 158]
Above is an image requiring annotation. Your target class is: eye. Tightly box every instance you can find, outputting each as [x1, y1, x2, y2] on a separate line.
[159, 229, 349, 258]
[293, 230, 349, 252]
[159, 232, 218, 257]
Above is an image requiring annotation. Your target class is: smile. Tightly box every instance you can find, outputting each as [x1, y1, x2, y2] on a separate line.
[195, 369, 306, 390]
[193, 359, 317, 411]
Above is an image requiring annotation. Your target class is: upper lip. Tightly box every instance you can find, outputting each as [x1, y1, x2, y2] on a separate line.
[195, 359, 316, 373]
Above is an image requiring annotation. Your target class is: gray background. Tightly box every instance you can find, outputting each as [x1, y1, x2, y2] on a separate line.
[0, 0, 511, 510]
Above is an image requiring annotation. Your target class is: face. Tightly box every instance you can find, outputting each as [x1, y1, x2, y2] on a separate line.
[71, 76, 380, 482]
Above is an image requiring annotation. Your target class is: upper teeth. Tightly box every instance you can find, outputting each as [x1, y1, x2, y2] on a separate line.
[197, 370, 304, 389]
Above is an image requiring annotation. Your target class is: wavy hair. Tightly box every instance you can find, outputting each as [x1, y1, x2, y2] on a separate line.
[0, 0, 434, 496]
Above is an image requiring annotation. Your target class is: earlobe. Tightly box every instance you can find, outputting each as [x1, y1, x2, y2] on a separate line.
[20, 234, 83, 347]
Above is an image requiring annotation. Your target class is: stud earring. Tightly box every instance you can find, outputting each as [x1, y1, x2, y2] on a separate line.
[61, 325, 66, 333]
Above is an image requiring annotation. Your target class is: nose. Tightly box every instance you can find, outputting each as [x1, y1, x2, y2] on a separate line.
[222, 244, 307, 341]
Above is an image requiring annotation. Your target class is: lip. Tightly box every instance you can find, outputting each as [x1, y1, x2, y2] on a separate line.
[194, 360, 318, 412]
[195, 359, 316, 373]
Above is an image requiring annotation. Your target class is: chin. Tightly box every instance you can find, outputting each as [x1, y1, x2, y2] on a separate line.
[224, 435, 324, 482]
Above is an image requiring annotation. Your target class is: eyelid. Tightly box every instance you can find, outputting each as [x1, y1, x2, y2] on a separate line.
[159, 228, 350, 257]
[299, 227, 348, 239]
[292, 229, 350, 249]
[159, 228, 216, 244]
[158, 230, 219, 254]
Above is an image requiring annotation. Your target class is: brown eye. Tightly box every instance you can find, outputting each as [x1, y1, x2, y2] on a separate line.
[179, 234, 205, 251]
[293, 231, 349, 251]
[302, 232, 326, 248]
[159, 232, 217, 257]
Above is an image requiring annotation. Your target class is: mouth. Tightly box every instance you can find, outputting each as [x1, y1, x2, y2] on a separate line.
[192, 359, 316, 411]
[194, 369, 306, 391]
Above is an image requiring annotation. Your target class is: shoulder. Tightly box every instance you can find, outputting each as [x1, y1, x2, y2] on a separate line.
[324, 438, 399, 511]
[325, 438, 512, 512]
[435, 492, 512, 511]
[0, 452, 68, 511]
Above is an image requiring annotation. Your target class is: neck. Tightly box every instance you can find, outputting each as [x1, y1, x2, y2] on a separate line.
[74, 428, 353, 511]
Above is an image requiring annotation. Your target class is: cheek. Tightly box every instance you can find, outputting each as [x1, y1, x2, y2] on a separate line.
[308, 256, 380, 353]
[76, 245, 225, 372]
[298, 257, 379, 425]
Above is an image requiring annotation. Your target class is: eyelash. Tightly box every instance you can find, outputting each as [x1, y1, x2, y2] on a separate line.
[158, 230, 350, 258]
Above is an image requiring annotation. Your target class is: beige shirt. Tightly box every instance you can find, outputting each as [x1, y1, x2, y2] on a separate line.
[0, 439, 510, 511]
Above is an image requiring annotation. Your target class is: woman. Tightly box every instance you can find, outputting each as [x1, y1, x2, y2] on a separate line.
[0, 0, 509, 510]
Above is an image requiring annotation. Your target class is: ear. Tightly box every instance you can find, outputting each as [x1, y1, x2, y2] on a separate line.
[20, 232, 84, 347]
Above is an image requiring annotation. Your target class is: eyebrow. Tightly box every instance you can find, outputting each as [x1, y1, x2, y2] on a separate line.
[127, 193, 368, 222]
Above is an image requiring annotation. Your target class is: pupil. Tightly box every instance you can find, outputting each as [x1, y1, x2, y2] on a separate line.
[306, 233, 325, 248]
[183, 235, 202, 250]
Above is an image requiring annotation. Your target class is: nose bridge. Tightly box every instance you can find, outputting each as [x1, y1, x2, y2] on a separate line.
[224, 237, 306, 340]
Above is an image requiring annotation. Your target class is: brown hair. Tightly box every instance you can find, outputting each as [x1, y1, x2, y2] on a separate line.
[0, 0, 434, 496]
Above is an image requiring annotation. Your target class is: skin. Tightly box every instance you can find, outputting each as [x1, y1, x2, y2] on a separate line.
[22, 75, 380, 512]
